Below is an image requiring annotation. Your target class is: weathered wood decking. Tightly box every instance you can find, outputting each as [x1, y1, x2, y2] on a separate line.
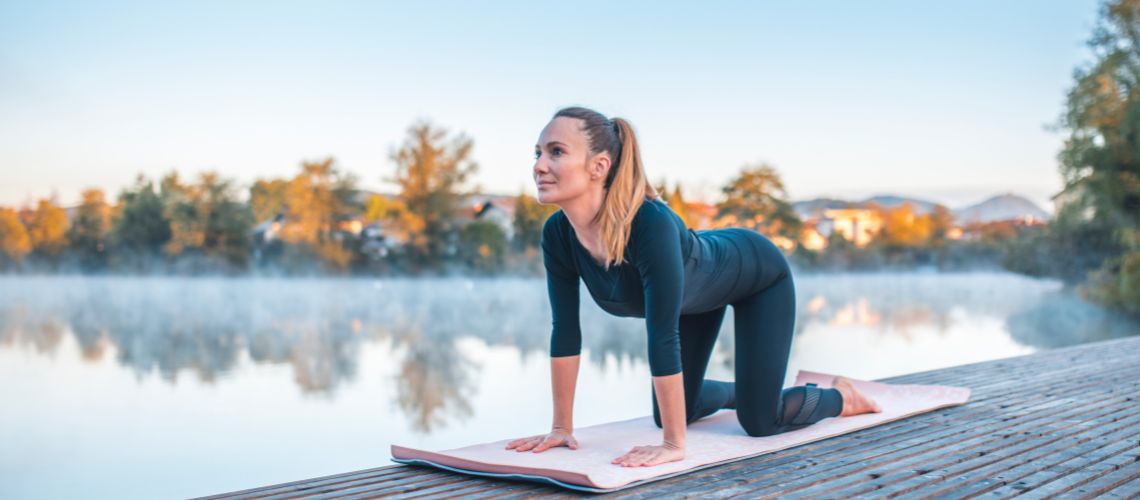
[203, 335, 1140, 499]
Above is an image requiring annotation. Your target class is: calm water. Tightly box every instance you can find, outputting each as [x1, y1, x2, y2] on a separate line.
[1, 272, 1136, 499]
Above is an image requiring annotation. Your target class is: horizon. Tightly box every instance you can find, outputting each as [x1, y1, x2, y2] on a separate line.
[1, 1, 1100, 214]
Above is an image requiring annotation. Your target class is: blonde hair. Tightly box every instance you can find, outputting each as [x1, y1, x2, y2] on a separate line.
[553, 107, 659, 270]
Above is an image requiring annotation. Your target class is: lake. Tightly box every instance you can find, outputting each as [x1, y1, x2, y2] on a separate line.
[0, 271, 1136, 499]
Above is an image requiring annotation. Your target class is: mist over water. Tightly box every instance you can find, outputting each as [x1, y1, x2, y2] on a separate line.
[0, 271, 1135, 499]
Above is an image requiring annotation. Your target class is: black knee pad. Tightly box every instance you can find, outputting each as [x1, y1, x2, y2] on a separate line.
[783, 383, 823, 425]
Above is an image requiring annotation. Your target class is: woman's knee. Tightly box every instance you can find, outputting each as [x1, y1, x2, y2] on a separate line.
[739, 418, 781, 437]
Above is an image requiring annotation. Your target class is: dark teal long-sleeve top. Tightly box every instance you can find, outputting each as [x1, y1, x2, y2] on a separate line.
[541, 197, 749, 377]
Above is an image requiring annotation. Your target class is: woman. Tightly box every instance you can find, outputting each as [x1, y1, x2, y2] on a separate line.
[506, 106, 882, 468]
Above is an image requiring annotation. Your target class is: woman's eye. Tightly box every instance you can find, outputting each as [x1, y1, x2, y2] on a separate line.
[552, 148, 563, 156]
[534, 150, 541, 159]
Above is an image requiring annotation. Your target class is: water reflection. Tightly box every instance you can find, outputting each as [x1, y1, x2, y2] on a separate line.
[393, 328, 478, 433]
[0, 272, 1137, 436]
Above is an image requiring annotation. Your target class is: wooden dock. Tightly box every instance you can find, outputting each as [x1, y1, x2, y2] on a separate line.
[202, 335, 1140, 499]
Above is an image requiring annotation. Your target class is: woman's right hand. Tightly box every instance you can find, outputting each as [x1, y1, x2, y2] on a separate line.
[505, 428, 578, 453]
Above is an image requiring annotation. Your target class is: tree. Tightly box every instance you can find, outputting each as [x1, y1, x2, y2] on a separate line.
[1052, 0, 1140, 311]
[0, 208, 32, 268]
[668, 183, 693, 228]
[163, 170, 255, 270]
[459, 219, 508, 273]
[111, 174, 172, 268]
[250, 178, 289, 223]
[656, 180, 693, 227]
[716, 164, 803, 242]
[388, 120, 479, 270]
[24, 198, 69, 261]
[511, 193, 557, 253]
[928, 204, 955, 249]
[279, 158, 360, 272]
[877, 202, 932, 249]
[67, 188, 114, 271]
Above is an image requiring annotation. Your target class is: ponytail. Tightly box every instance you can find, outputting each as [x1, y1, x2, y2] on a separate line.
[552, 107, 659, 270]
[594, 117, 658, 270]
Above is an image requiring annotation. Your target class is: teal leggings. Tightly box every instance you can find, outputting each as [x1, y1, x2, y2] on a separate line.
[650, 229, 844, 436]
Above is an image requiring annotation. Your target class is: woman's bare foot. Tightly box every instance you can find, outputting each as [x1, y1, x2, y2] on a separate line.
[832, 376, 883, 417]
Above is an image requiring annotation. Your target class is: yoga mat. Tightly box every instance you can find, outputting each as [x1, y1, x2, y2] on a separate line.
[389, 370, 971, 493]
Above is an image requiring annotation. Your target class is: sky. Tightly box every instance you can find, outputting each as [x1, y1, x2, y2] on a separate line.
[0, 0, 1104, 212]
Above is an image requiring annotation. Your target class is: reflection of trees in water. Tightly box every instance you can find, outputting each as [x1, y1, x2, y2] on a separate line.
[12, 273, 1117, 433]
[792, 272, 1065, 338]
[392, 327, 477, 434]
[0, 277, 365, 392]
[0, 276, 648, 433]
[712, 271, 1140, 367]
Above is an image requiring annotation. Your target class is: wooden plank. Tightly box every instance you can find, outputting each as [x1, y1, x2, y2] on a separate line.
[1017, 447, 1140, 499]
[641, 358, 1140, 498]
[199, 467, 412, 500]
[964, 423, 1140, 497]
[310, 339, 1130, 498]
[201, 335, 1140, 499]
[740, 379, 1140, 497]
[854, 402, 1140, 497]
[326, 359, 1126, 500]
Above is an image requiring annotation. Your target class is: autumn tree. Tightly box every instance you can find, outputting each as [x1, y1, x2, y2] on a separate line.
[0, 208, 32, 268]
[387, 120, 479, 270]
[928, 204, 955, 249]
[877, 202, 933, 249]
[24, 198, 69, 262]
[278, 157, 360, 272]
[162, 171, 254, 270]
[668, 183, 693, 228]
[656, 179, 693, 228]
[249, 178, 289, 223]
[67, 188, 114, 271]
[716, 164, 803, 241]
[511, 193, 557, 253]
[362, 193, 423, 255]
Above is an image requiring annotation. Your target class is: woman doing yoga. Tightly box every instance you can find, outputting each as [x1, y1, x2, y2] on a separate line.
[505, 106, 882, 468]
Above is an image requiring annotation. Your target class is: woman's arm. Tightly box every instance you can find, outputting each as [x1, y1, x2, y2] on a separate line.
[542, 212, 583, 431]
[653, 372, 686, 449]
[505, 213, 583, 454]
[551, 355, 580, 432]
[612, 201, 689, 467]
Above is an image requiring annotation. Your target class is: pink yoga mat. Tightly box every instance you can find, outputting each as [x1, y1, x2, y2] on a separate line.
[390, 370, 971, 492]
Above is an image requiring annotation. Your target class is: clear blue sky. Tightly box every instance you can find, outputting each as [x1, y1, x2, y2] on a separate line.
[0, 0, 1102, 211]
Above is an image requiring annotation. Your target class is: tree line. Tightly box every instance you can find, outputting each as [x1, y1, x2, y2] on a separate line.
[0, 120, 559, 276]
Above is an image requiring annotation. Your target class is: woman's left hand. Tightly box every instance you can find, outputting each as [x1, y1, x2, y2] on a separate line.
[611, 442, 685, 467]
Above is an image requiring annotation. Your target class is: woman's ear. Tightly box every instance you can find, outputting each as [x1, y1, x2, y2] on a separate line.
[591, 154, 611, 181]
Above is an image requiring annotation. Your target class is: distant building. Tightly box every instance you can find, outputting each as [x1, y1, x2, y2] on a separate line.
[360, 221, 395, 258]
[819, 208, 882, 247]
[459, 194, 517, 240]
[251, 213, 285, 243]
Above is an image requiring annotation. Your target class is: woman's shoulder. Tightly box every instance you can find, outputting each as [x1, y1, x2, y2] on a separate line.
[541, 209, 569, 248]
[633, 196, 681, 230]
[543, 208, 567, 233]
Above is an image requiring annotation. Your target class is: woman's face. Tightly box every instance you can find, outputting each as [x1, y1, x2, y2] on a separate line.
[533, 117, 608, 205]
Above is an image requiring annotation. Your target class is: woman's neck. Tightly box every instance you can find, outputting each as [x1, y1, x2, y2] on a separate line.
[560, 189, 606, 245]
